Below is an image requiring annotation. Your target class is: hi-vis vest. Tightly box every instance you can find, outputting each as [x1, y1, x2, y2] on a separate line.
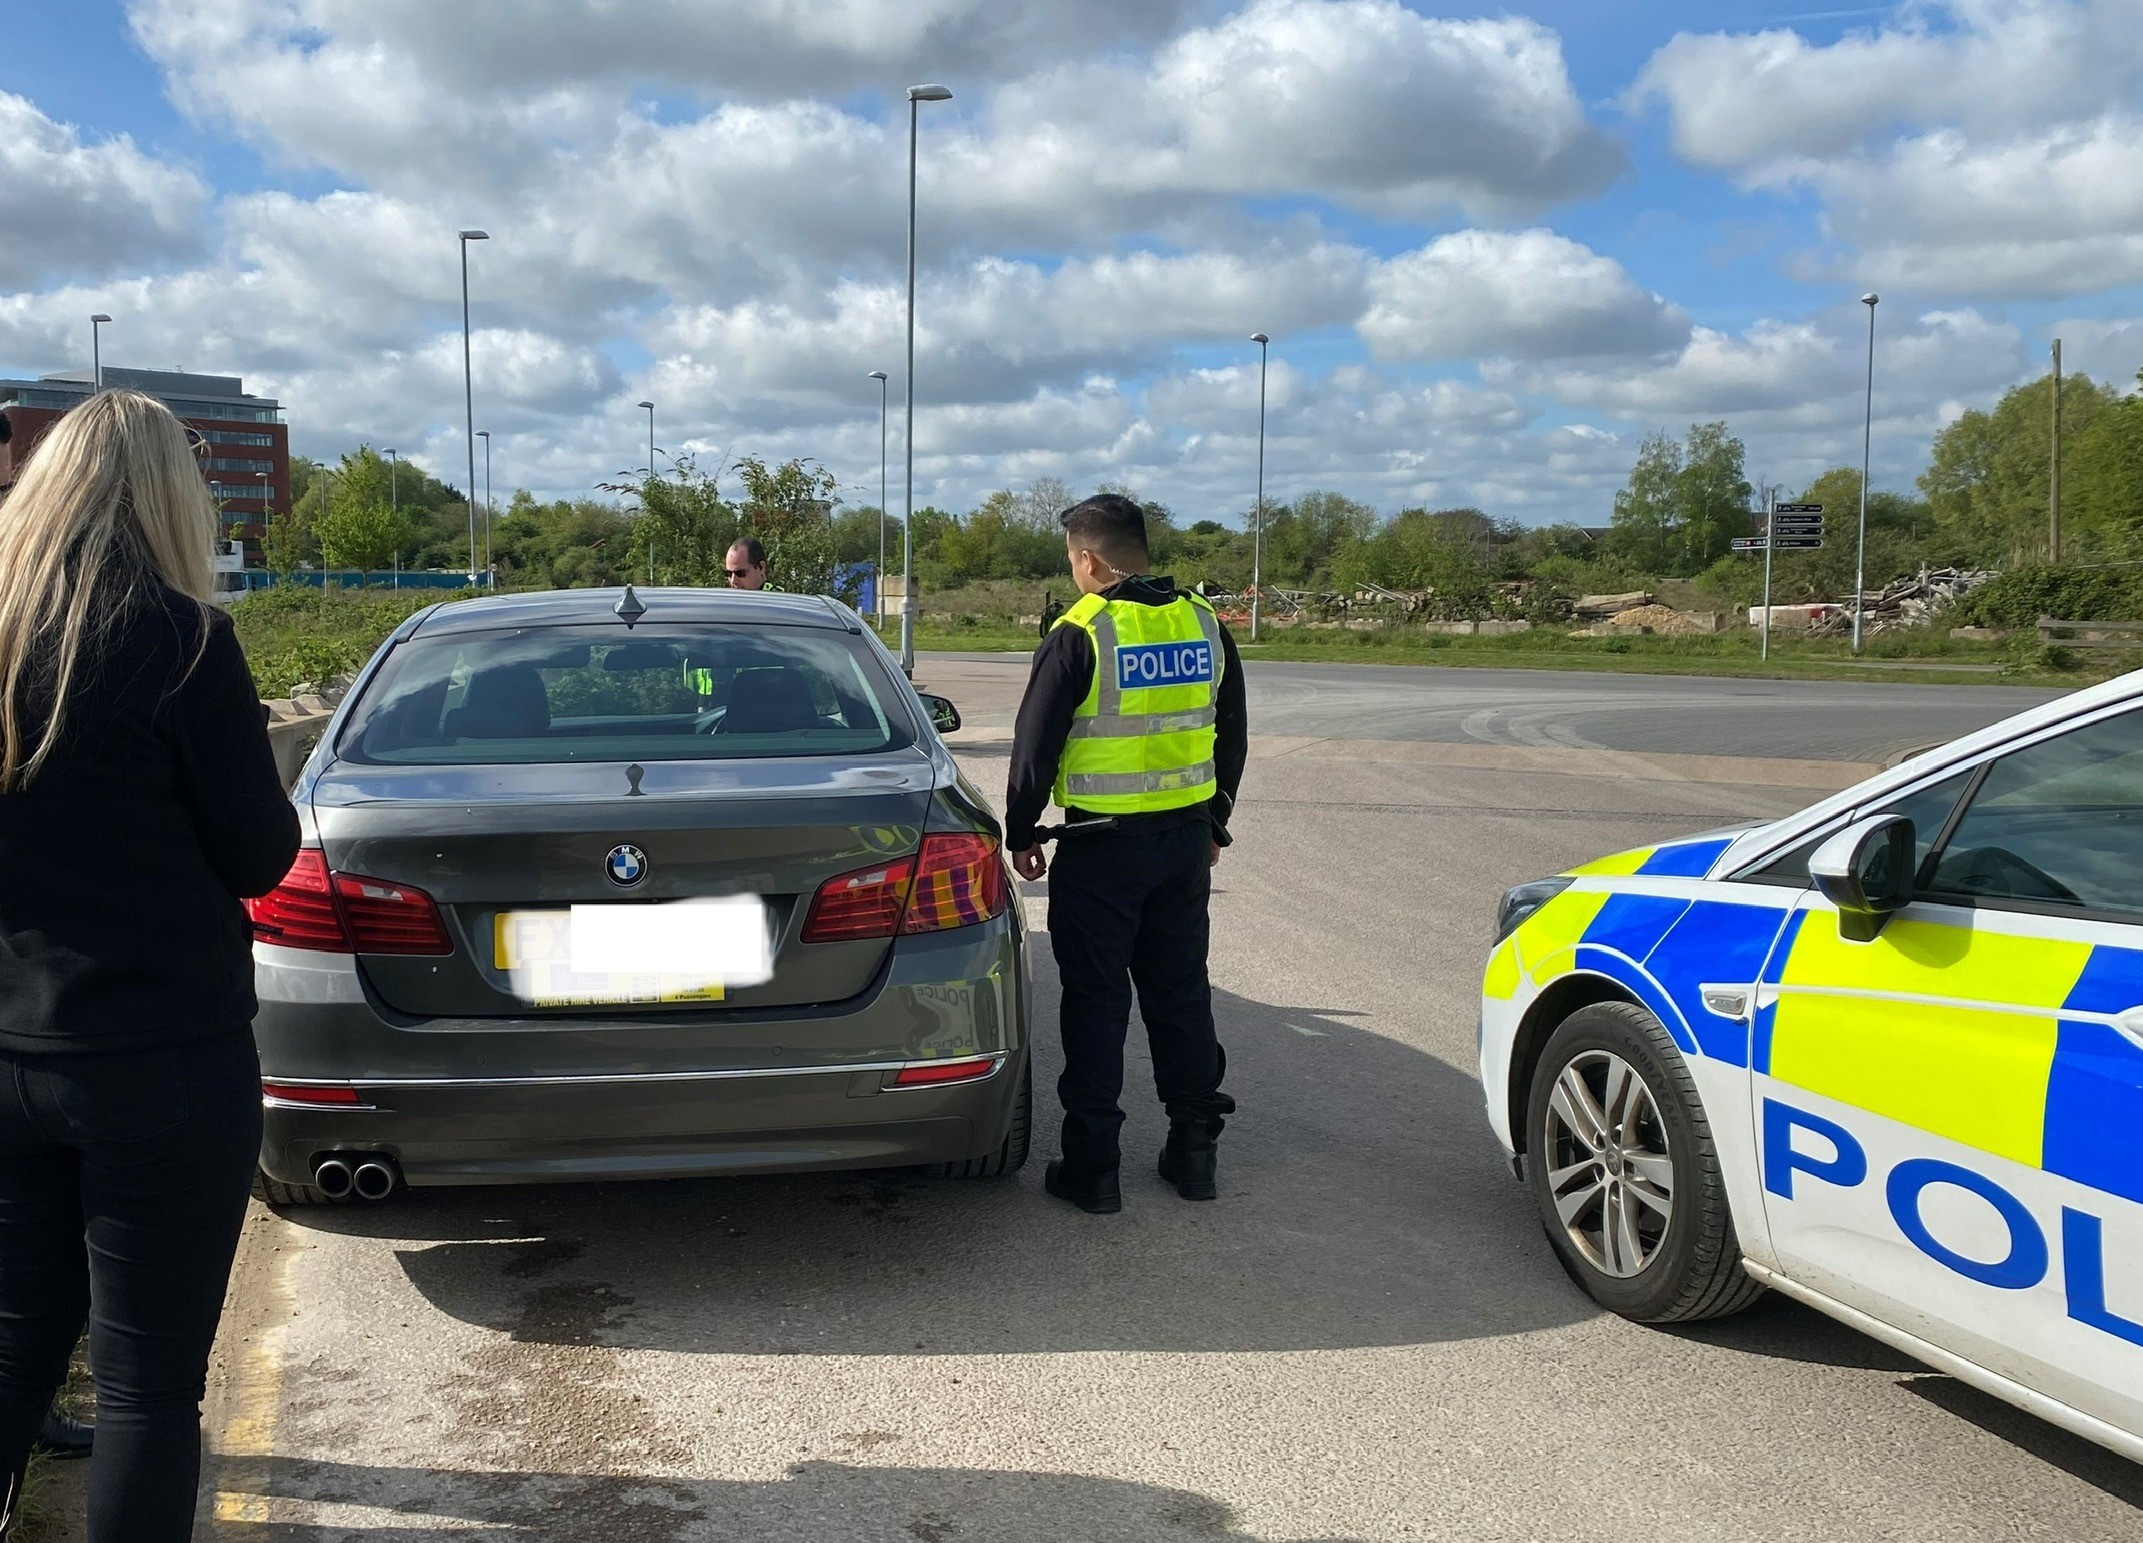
[1052, 589, 1224, 814]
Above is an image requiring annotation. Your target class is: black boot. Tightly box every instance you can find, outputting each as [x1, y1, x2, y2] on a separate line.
[1158, 1121, 1219, 1201]
[1044, 1158, 1122, 1214]
[33, 1405, 92, 1460]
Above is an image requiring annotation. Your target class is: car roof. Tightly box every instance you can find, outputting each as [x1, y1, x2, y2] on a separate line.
[408, 586, 851, 638]
[1714, 665, 2143, 874]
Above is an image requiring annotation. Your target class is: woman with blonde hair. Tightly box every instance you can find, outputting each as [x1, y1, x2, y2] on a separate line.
[0, 390, 299, 1540]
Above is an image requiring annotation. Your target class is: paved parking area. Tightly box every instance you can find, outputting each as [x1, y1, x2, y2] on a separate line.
[166, 664, 2142, 1542]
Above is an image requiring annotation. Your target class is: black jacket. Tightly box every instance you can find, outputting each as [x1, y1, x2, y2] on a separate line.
[0, 586, 301, 1054]
[1005, 576, 1248, 851]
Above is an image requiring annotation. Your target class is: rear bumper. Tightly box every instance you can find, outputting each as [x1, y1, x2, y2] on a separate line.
[252, 911, 1031, 1187]
[259, 1051, 1024, 1186]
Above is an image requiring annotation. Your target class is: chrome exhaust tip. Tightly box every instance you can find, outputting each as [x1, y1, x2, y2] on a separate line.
[350, 1159, 398, 1203]
[312, 1157, 355, 1200]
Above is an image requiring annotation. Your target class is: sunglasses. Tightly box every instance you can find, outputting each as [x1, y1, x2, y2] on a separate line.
[725, 567, 755, 579]
[183, 426, 207, 455]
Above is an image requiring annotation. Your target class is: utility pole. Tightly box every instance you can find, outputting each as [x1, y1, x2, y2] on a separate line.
[2050, 338, 2063, 564]
[1760, 484, 1776, 663]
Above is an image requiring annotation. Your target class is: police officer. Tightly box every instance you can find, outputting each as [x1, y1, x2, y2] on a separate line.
[724, 536, 778, 591]
[1005, 494, 1247, 1213]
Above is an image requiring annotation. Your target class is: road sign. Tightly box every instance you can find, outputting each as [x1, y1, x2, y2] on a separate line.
[1731, 537, 1768, 552]
[1771, 536, 1824, 550]
[1772, 515, 1824, 529]
[1771, 519, 1825, 535]
[1773, 502, 1823, 514]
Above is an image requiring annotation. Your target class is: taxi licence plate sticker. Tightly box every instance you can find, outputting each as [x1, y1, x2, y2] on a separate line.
[493, 906, 759, 1007]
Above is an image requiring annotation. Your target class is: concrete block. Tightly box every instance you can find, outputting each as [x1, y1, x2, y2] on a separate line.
[1476, 620, 1532, 636]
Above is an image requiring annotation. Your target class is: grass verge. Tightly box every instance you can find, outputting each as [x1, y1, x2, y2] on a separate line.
[228, 585, 465, 698]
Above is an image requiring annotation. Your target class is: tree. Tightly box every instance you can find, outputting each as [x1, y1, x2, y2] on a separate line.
[1608, 430, 1682, 573]
[1674, 422, 1751, 571]
[312, 446, 416, 580]
[600, 453, 736, 587]
[1261, 492, 1376, 589]
[1921, 371, 2123, 564]
[732, 455, 851, 599]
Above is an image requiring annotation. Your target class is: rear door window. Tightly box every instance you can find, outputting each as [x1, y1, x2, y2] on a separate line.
[1921, 709, 2143, 921]
[340, 625, 915, 765]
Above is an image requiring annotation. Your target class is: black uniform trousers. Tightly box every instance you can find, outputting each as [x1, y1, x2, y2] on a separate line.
[1047, 817, 1235, 1172]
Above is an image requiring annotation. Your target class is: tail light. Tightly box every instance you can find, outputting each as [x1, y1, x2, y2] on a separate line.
[801, 832, 1006, 944]
[247, 849, 453, 956]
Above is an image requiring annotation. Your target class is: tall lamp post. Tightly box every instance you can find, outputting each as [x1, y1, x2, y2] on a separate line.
[901, 82, 953, 675]
[637, 399, 656, 487]
[91, 315, 112, 392]
[1852, 292, 1878, 655]
[867, 370, 888, 630]
[1249, 332, 1269, 643]
[459, 229, 489, 585]
[476, 429, 493, 586]
[384, 448, 400, 589]
[256, 471, 272, 587]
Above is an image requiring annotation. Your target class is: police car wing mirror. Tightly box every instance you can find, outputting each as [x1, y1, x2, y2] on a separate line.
[918, 692, 961, 736]
[1810, 814, 1916, 942]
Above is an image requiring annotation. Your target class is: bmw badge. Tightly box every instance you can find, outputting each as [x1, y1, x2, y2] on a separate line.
[605, 844, 648, 888]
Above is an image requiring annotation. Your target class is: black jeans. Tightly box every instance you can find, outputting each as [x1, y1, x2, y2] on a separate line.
[0, 1032, 261, 1542]
[1047, 818, 1235, 1170]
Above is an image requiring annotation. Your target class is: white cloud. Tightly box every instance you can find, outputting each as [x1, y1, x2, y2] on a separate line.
[1359, 230, 1689, 361]
[1629, 1, 2143, 173]
[0, 91, 207, 288]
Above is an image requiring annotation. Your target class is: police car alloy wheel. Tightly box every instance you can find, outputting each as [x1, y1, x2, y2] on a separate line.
[1525, 1001, 1765, 1323]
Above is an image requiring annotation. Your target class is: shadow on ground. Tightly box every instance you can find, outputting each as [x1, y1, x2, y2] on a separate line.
[290, 981, 1592, 1356]
[203, 1456, 1368, 1542]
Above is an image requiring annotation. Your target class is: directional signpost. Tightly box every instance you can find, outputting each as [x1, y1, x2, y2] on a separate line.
[1748, 500, 1824, 660]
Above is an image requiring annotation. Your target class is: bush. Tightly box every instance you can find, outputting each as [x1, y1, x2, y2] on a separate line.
[1954, 565, 2143, 630]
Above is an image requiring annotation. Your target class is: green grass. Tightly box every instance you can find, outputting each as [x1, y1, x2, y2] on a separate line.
[14, 1339, 92, 1543]
[908, 618, 2119, 688]
[229, 585, 466, 698]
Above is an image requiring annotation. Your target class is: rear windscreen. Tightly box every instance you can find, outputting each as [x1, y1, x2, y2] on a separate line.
[338, 624, 916, 765]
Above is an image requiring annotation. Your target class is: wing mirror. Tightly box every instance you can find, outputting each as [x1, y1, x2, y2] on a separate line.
[1809, 814, 1916, 942]
[917, 692, 961, 736]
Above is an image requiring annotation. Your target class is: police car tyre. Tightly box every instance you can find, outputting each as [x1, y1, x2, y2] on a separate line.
[933, 1062, 1032, 1179]
[1526, 1002, 1765, 1324]
[252, 1168, 336, 1208]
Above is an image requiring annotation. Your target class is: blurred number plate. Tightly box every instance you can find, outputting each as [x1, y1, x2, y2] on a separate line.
[492, 900, 769, 1007]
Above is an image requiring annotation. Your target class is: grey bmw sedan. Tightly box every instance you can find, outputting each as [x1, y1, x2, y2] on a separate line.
[246, 587, 1030, 1205]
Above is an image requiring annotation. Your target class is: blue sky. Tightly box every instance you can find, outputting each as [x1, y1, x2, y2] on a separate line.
[3, 1, 2139, 520]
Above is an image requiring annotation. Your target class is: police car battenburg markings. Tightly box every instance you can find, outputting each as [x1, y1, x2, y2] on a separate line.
[1116, 641, 1215, 691]
[1476, 709, 2143, 1472]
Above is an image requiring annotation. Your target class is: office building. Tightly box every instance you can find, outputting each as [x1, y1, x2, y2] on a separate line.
[0, 367, 289, 559]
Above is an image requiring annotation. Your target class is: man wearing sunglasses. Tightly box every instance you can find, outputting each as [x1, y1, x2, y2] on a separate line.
[724, 537, 776, 591]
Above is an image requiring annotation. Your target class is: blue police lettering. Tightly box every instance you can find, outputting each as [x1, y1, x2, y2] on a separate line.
[1115, 641, 1215, 691]
[1762, 1098, 1866, 1199]
[1760, 1096, 2141, 1347]
[1885, 1158, 2047, 1290]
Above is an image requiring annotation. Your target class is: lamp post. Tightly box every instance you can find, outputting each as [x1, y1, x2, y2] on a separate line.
[385, 448, 399, 589]
[459, 229, 489, 585]
[868, 370, 888, 630]
[90, 315, 112, 393]
[901, 82, 953, 676]
[637, 399, 656, 486]
[476, 429, 493, 586]
[1249, 332, 1269, 643]
[1852, 293, 1878, 655]
[257, 471, 272, 586]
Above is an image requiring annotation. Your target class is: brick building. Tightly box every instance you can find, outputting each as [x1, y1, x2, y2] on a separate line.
[0, 368, 289, 560]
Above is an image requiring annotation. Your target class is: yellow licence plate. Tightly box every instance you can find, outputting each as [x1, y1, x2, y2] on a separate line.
[493, 911, 727, 1007]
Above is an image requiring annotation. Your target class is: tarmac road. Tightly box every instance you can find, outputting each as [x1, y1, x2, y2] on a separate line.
[169, 663, 2141, 1543]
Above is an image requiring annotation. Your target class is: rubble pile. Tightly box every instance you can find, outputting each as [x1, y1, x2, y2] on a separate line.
[1607, 604, 1714, 636]
[1807, 567, 1994, 637]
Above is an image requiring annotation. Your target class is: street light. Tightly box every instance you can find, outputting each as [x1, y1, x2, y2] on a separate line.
[868, 370, 888, 630]
[1249, 332, 1269, 644]
[1852, 293, 1879, 656]
[384, 449, 400, 590]
[90, 315, 112, 393]
[476, 429, 493, 586]
[637, 400, 656, 485]
[459, 229, 489, 585]
[901, 82, 953, 675]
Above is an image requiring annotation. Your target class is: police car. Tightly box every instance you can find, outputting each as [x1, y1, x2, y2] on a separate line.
[1480, 669, 2143, 1464]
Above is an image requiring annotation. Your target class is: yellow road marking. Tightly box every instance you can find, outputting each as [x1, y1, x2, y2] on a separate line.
[205, 1208, 300, 1535]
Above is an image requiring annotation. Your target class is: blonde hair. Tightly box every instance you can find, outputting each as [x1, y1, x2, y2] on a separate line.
[0, 389, 218, 789]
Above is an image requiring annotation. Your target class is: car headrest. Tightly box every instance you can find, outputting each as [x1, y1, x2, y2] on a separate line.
[723, 666, 817, 734]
